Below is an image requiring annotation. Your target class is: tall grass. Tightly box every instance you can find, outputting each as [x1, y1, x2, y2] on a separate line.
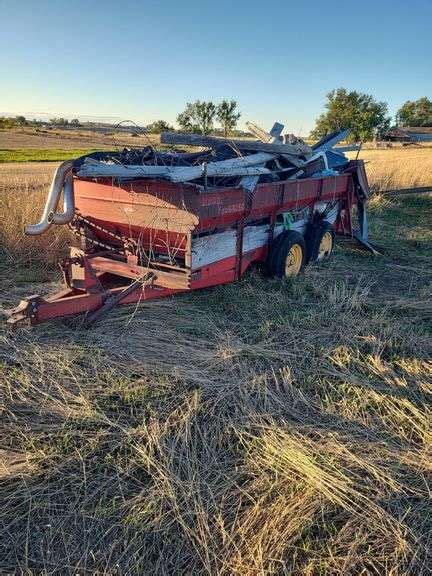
[351, 146, 432, 191]
[0, 172, 73, 269]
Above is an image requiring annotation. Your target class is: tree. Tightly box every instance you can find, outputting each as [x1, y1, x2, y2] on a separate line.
[146, 120, 173, 133]
[177, 100, 217, 134]
[177, 109, 197, 133]
[311, 88, 390, 142]
[49, 117, 69, 126]
[70, 118, 80, 127]
[396, 97, 432, 127]
[216, 100, 241, 137]
[0, 116, 15, 129]
[15, 115, 26, 126]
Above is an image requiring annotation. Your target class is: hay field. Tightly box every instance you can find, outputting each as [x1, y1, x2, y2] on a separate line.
[0, 150, 431, 574]
[351, 145, 432, 191]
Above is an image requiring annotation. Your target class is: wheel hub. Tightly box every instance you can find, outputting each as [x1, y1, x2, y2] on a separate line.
[318, 231, 333, 260]
[285, 244, 303, 277]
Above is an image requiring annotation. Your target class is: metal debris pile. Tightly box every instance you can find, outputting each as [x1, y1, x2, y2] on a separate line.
[76, 122, 358, 191]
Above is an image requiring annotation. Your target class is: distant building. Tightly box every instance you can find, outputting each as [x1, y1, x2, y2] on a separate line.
[384, 127, 432, 142]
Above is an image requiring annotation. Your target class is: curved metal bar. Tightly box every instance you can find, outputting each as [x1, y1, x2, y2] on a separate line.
[25, 160, 74, 235]
[52, 173, 74, 225]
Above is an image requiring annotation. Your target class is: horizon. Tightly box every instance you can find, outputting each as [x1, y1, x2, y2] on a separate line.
[1, 0, 431, 134]
[1, 96, 429, 132]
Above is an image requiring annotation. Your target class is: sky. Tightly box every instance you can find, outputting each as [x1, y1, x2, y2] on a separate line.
[1, 0, 431, 134]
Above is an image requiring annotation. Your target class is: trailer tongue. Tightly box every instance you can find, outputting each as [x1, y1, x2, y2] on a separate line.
[6, 125, 377, 326]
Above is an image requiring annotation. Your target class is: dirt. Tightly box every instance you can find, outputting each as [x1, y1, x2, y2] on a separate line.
[0, 128, 159, 150]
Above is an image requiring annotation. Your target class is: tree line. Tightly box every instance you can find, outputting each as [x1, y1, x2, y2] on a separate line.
[311, 91, 432, 142]
[0, 116, 81, 129]
[150, 93, 432, 142]
[1, 93, 431, 141]
[146, 100, 242, 137]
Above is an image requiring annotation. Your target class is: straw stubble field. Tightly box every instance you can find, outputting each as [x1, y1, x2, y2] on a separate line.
[0, 148, 431, 574]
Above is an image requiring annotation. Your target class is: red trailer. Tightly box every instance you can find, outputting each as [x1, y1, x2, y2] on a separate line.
[7, 157, 375, 326]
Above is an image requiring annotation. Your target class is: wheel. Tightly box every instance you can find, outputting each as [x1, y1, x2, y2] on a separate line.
[265, 231, 286, 276]
[306, 222, 335, 263]
[272, 230, 306, 278]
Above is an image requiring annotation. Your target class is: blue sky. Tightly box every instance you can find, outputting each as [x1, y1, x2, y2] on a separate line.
[1, 0, 431, 133]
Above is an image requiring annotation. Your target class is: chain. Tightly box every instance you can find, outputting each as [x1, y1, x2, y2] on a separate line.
[69, 215, 182, 268]
[69, 214, 135, 253]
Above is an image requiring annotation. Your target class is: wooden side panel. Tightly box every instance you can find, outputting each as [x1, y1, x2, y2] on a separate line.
[191, 255, 237, 289]
[74, 178, 199, 233]
[248, 174, 350, 216]
[196, 187, 246, 230]
[89, 256, 190, 290]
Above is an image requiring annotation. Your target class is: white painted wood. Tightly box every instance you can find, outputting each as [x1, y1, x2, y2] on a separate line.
[191, 220, 305, 271]
[246, 121, 278, 144]
[240, 122, 280, 193]
[242, 224, 270, 252]
[77, 153, 274, 182]
[239, 121, 309, 192]
[246, 122, 312, 162]
[169, 153, 274, 182]
[240, 171, 265, 192]
[191, 229, 237, 270]
[171, 166, 271, 182]
[77, 162, 172, 178]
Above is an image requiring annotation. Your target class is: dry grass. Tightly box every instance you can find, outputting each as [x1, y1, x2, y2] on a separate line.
[0, 164, 73, 278]
[0, 156, 431, 574]
[0, 162, 57, 189]
[349, 145, 432, 191]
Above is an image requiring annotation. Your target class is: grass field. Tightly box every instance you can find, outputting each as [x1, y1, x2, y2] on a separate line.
[0, 127, 159, 162]
[0, 127, 159, 150]
[348, 146, 432, 191]
[0, 149, 431, 574]
[0, 148, 99, 163]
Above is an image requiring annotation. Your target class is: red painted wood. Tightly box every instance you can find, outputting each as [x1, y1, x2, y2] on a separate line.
[241, 246, 267, 274]
[191, 268, 236, 290]
[192, 255, 237, 280]
[74, 173, 352, 240]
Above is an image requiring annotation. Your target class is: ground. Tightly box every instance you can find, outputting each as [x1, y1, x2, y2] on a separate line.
[0, 127, 159, 150]
[0, 145, 431, 574]
[0, 127, 159, 162]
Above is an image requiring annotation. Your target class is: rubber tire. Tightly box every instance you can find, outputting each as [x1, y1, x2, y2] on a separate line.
[266, 232, 287, 276]
[305, 222, 335, 263]
[272, 231, 306, 278]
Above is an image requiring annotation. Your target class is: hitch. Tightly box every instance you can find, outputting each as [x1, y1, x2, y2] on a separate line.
[6, 295, 45, 325]
[5, 249, 160, 326]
